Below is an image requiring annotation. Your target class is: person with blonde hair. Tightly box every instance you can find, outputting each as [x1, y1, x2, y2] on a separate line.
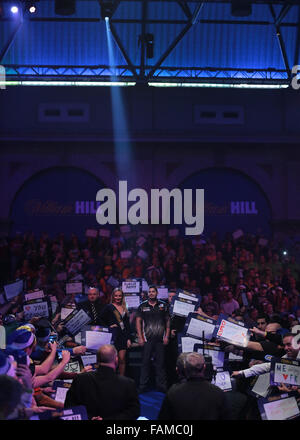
[99, 288, 132, 376]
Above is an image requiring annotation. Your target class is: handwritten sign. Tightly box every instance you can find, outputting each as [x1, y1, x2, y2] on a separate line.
[66, 282, 83, 294]
[24, 290, 45, 302]
[271, 358, 300, 388]
[122, 280, 140, 294]
[214, 314, 250, 348]
[23, 298, 50, 320]
[212, 371, 232, 392]
[258, 394, 300, 420]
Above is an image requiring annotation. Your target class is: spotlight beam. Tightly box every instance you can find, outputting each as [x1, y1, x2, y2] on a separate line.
[0, 8, 23, 63]
[108, 21, 138, 79]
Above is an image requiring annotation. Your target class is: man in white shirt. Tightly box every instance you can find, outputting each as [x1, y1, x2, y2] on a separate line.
[232, 333, 300, 379]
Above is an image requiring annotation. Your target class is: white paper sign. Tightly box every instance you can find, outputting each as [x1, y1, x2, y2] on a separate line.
[23, 300, 49, 320]
[178, 292, 199, 302]
[252, 373, 270, 398]
[81, 354, 97, 367]
[137, 236, 146, 247]
[64, 309, 91, 335]
[142, 279, 149, 292]
[228, 352, 244, 361]
[64, 361, 81, 374]
[107, 276, 119, 288]
[125, 294, 141, 309]
[60, 307, 75, 320]
[55, 387, 69, 404]
[120, 250, 132, 259]
[180, 336, 200, 353]
[85, 330, 112, 350]
[274, 362, 300, 387]
[122, 280, 140, 293]
[86, 229, 98, 238]
[232, 229, 244, 240]
[24, 290, 44, 301]
[263, 396, 300, 420]
[196, 346, 225, 369]
[187, 317, 215, 340]
[173, 299, 197, 317]
[66, 282, 83, 294]
[120, 225, 131, 233]
[137, 249, 148, 260]
[4, 280, 23, 301]
[99, 229, 111, 238]
[216, 319, 249, 347]
[157, 287, 169, 300]
[212, 371, 232, 392]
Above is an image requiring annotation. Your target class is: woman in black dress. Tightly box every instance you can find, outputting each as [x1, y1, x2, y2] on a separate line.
[100, 287, 132, 376]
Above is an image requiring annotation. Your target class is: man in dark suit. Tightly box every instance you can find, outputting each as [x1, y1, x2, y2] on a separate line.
[64, 344, 140, 420]
[158, 352, 231, 420]
[77, 287, 105, 326]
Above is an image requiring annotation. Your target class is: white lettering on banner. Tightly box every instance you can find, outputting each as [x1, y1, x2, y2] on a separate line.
[231, 201, 258, 214]
[96, 181, 204, 236]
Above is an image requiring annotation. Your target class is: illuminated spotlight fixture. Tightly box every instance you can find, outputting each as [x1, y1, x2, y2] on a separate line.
[231, 0, 252, 17]
[25, 1, 37, 14]
[11, 5, 19, 14]
[55, 0, 76, 16]
[100, 1, 114, 20]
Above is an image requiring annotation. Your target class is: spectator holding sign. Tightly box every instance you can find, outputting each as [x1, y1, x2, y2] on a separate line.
[99, 288, 132, 376]
[232, 333, 300, 379]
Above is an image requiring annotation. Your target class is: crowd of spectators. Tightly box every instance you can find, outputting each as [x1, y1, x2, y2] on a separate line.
[0, 228, 299, 420]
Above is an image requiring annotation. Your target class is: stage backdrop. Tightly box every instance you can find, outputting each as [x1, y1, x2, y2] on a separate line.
[10, 167, 107, 239]
[178, 167, 272, 239]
